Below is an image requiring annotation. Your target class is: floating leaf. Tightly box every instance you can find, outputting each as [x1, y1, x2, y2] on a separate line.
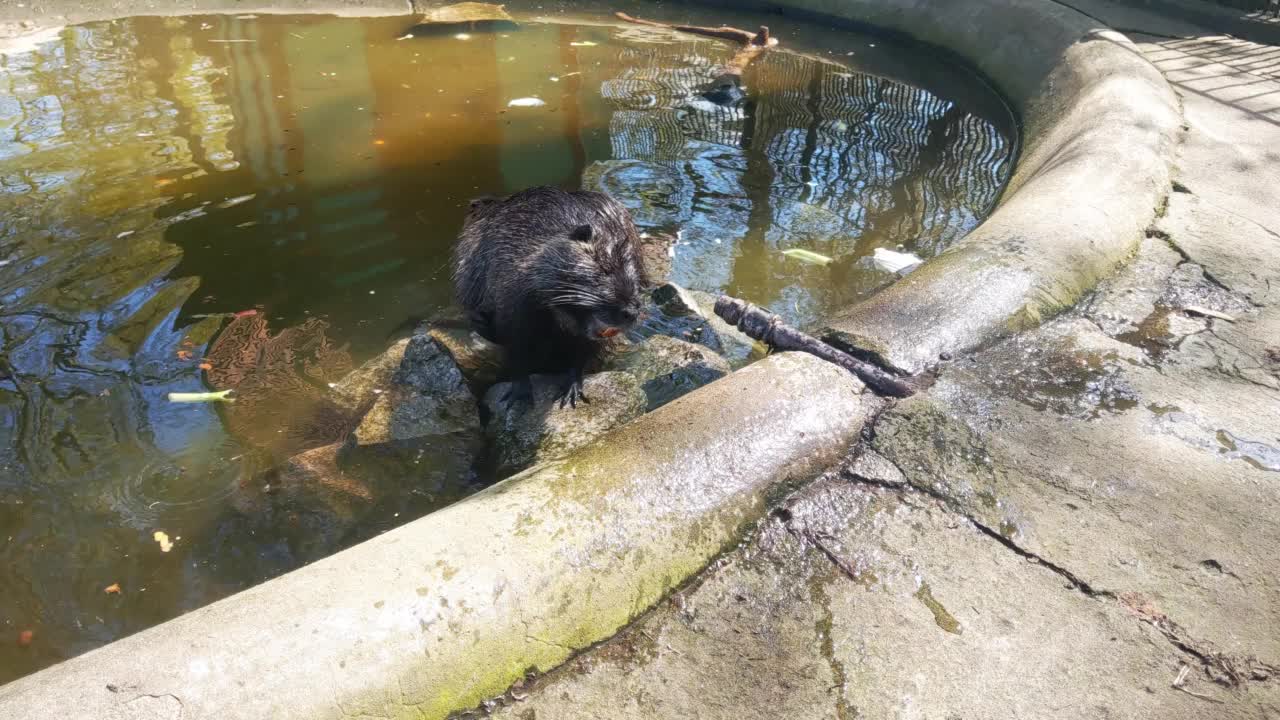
[167, 390, 235, 404]
[781, 248, 833, 266]
[154, 531, 174, 553]
[17, 630, 33, 647]
[104, 583, 122, 595]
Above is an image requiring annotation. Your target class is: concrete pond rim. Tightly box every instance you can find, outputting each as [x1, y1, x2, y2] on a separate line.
[0, 1, 1180, 718]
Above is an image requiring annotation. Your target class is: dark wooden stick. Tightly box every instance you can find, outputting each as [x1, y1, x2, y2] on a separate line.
[713, 295, 922, 398]
[614, 12, 774, 47]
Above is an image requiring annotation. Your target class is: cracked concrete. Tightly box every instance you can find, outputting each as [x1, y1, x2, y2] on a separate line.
[467, 5, 1280, 717]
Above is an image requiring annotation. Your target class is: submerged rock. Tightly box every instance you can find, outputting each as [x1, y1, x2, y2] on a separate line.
[484, 372, 646, 478]
[638, 231, 675, 285]
[230, 443, 373, 562]
[340, 334, 482, 486]
[607, 335, 730, 410]
[406, 2, 518, 35]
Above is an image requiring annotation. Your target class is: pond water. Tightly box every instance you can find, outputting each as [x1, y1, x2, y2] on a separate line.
[0, 5, 1014, 682]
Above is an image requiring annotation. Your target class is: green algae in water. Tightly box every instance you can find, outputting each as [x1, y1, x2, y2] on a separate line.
[914, 583, 963, 635]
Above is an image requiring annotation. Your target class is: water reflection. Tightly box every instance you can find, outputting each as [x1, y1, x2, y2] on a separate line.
[0, 13, 1012, 683]
[586, 36, 1013, 326]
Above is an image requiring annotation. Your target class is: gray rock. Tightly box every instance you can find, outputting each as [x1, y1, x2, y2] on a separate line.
[328, 338, 409, 416]
[427, 323, 505, 395]
[607, 335, 730, 410]
[651, 281, 701, 317]
[340, 334, 481, 484]
[635, 283, 766, 369]
[484, 371, 646, 478]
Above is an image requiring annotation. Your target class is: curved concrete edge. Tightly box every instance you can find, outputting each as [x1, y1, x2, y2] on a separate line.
[741, 0, 1180, 373]
[0, 352, 866, 720]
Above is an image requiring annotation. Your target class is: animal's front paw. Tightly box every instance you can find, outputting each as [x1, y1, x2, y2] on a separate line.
[501, 377, 534, 407]
[556, 370, 590, 409]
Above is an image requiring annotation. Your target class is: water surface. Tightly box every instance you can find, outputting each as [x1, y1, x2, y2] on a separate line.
[0, 8, 1013, 682]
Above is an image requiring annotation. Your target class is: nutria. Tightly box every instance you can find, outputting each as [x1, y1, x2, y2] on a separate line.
[451, 187, 648, 407]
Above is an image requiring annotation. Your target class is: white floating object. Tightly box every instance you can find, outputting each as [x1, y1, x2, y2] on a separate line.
[1182, 305, 1235, 322]
[507, 97, 546, 108]
[570, 41, 597, 47]
[871, 247, 923, 275]
[168, 390, 234, 404]
[216, 194, 255, 209]
[454, 33, 471, 40]
[781, 248, 833, 266]
[116, 230, 135, 239]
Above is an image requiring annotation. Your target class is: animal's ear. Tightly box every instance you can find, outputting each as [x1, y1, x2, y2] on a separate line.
[570, 224, 594, 243]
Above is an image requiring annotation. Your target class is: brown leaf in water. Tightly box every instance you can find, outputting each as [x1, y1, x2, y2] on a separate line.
[104, 583, 122, 595]
[17, 630, 33, 647]
[199, 362, 213, 371]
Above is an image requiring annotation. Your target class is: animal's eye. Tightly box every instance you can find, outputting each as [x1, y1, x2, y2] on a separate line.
[570, 225, 593, 243]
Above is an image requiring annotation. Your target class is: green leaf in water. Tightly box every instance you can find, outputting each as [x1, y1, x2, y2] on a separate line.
[167, 389, 235, 404]
[781, 248, 833, 266]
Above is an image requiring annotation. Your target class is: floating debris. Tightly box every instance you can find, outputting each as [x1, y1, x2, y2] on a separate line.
[507, 97, 546, 108]
[216, 194, 255, 209]
[104, 583, 122, 595]
[153, 531, 174, 553]
[781, 248, 833, 266]
[1182, 305, 1235, 322]
[870, 247, 923, 275]
[167, 390, 235, 404]
[569, 41, 598, 47]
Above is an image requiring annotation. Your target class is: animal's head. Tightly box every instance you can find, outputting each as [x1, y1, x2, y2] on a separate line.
[538, 193, 648, 339]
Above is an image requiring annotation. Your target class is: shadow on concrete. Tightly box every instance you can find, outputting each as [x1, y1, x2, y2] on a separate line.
[1141, 34, 1280, 122]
